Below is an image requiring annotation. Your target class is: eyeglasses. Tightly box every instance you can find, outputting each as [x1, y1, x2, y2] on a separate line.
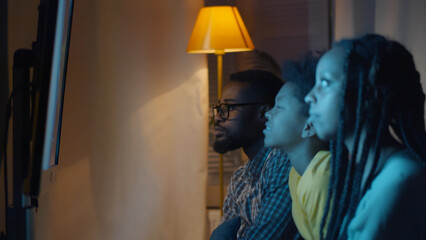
[212, 102, 266, 120]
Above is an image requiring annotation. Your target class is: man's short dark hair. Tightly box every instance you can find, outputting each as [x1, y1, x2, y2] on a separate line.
[282, 51, 323, 116]
[229, 70, 284, 106]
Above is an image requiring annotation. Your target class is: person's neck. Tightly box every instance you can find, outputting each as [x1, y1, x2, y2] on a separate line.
[243, 137, 265, 161]
[285, 139, 325, 175]
[344, 129, 402, 188]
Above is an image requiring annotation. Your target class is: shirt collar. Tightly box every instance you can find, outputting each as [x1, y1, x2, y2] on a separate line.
[242, 147, 273, 184]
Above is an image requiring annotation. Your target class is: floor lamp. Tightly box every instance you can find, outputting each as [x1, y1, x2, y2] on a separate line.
[187, 6, 254, 215]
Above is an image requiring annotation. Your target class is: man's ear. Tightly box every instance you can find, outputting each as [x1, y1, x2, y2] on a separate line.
[301, 121, 316, 138]
[259, 105, 271, 122]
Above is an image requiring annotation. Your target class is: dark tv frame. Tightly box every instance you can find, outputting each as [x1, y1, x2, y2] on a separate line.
[7, 0, 74, 239]
[28, 0, 74, 196]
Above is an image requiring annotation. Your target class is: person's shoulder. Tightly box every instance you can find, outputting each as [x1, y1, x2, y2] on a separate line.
[229, 161, 249, 184]
[371, 149, 425, 198]
[348, 150, 426, 239]
[381, 150, 425, 185]
[305, 150, 331, 173]
[261, 148, 291, 185]
[263, 148, 290, 168]
[298, 151, 331, 198]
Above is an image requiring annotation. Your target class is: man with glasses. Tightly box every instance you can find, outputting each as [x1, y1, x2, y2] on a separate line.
[210, 70, 298, 240]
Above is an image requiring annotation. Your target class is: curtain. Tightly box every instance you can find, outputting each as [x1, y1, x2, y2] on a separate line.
[335, 0, 426, 106]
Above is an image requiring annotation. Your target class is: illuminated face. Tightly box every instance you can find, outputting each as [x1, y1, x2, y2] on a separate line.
[213, 81, 263, 154]
[305, 46, 346, 140]
[263, 82, 308, 151]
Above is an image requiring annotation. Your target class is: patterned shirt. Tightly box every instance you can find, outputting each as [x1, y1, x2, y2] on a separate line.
[221, 148, 299, 239]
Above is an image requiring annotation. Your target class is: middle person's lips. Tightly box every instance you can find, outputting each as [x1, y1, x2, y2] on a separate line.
[263, 122, 271, 133]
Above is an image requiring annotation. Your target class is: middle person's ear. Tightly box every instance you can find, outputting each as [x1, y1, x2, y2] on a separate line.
[301, 121, 316, 138]
[258, 105, 271, 122]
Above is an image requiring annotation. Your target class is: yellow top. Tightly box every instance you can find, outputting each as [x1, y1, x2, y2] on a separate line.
[289, 151, 331, 240]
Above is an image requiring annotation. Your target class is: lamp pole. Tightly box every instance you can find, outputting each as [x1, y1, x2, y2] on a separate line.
[215, 50, 225, 215]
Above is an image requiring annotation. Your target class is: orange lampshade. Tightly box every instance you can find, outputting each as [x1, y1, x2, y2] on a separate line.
[187, 6, 255, 54]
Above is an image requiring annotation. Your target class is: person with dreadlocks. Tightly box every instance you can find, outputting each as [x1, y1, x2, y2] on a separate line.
[263, 52, 331, 240]
[305, 33, 426, 239]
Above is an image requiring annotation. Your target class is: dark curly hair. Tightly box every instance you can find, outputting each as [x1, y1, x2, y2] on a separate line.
[282, 51, 323, 116]
[320, 34, 426, 240]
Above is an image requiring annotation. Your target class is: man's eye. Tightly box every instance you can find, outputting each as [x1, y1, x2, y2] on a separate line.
[320, 79, 330, 87]
[219, 106, 228, 112]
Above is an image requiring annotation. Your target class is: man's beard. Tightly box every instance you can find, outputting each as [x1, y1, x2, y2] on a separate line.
[213, 133, 243, 154]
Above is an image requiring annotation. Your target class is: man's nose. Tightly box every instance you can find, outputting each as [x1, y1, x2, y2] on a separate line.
[214, 112, 223, 123]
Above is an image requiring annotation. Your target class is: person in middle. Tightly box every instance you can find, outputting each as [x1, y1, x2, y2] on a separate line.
[263, 52, 331, 240]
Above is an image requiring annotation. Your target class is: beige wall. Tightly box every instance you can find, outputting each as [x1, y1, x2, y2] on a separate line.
[8, 0, 208, 239]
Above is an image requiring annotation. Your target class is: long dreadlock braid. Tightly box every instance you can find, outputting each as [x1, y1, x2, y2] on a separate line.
[319, 43, 352, 240]
[320, 34, 426, 240]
